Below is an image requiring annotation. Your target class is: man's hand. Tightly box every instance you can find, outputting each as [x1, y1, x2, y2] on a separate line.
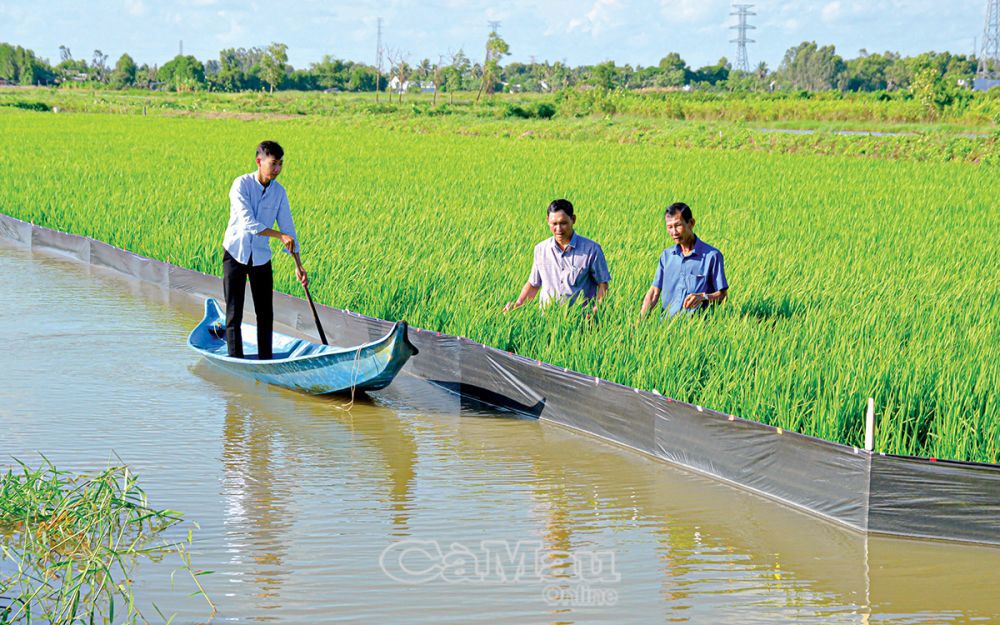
[503, 301, 518, 314]
[683, 292, 709, 310]
[295, 265, 308, 288]
[280, 233, 296, 253]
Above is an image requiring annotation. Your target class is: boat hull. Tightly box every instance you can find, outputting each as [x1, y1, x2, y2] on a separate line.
[187, 298, 418, 394]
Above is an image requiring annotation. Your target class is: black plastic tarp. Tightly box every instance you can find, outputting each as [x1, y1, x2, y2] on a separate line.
[2, 212, 997, 546]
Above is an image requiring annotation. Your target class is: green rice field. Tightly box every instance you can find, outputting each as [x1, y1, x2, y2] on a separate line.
[2, 107, 997, 463]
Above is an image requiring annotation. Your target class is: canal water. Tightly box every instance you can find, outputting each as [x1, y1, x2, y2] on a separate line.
[1, 242, 997, 624]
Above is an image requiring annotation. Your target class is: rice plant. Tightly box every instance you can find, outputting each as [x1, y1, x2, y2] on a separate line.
[1, 109, 996, 463]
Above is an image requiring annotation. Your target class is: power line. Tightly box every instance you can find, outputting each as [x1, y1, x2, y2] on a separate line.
[729, 4, 755, 73]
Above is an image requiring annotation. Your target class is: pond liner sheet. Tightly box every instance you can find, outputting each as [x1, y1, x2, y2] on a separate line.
[2, 212, 997, 547]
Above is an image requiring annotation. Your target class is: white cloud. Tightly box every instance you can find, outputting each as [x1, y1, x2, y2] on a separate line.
[215, 11, 246, 45]
[659, 0, 726, 23]
[124, 0, 147, 17]
[566, 0, 624, 36]
[821, 1, 842, 22]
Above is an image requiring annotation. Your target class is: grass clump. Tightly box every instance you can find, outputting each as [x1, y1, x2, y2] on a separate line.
[0, 458, 214, 624]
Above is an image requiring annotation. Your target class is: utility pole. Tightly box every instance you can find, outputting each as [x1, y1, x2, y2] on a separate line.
[375, 17, 383, 101]
[488, 20, 501, 35]
[977, 0, 1000, 80]
[729, 4, 755, 73]
[179, 40, 183, 57]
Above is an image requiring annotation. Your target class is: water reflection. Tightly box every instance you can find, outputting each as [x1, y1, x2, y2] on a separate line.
[221, 400, 293, 608]
[8, 242, 1000, 624]
[203, 360, 422, 614]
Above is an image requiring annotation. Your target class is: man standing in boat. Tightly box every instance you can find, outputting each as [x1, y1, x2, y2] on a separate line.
[638, 202, 728, 319]
[504, 199, 611, 314]
[222, 140, 307, 359]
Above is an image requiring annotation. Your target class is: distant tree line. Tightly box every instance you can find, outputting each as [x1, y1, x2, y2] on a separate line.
[0, 38, 986, 96]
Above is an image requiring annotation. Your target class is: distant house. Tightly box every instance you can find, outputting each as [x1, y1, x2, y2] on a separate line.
[387, 76, 410, 93]
[419, 81, 436, 93]
[973, 78, 1000, 92]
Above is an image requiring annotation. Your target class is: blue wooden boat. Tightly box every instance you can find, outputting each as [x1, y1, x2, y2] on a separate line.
[188, 298, 418, 394]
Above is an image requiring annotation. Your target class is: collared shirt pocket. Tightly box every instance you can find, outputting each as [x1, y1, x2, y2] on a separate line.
[564, 257, 589, 286]
[684, 273, 708, 294]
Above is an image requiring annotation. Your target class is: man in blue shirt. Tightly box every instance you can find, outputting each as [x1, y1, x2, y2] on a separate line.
[640, 202, 728, 319]
[222, 140, 308, 359]
[504, 199, 611, 314]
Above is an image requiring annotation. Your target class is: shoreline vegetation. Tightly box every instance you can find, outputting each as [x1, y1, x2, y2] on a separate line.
[0, 458, 214, 624]
[3, 89, 998, 465]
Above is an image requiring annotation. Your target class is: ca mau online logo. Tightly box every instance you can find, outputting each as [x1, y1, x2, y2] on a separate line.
[379, 539, 621, 607]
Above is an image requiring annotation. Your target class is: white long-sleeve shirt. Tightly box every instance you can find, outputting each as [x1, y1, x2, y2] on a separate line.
[222, 172, 300, 266]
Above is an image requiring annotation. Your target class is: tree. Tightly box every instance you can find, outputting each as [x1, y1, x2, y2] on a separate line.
[157, 55, 205, 91]
[692, 57, 731, 86]
[476, 32, 509, 102]
[386, 49, 409, 103]
[0, 43, 54, 85]
[656, 52, 690, 87]
[90, 49, 109, 83]
[0, 45, 18, 81]
[431, 57, 445, 105]
[910, 67, 963, 119]
[110, 53, 137, 88]
[310, 55, 349, 90]
[447, 49, 471, 95]
[588, 61, 619, 90]
[347, 65, 376, 92]
[778, 42, 845, 91]
[416, 58, 432, 81]
[204, 59, 221, 78]
[844, 50, 896, 91]
[259, 42, 288, 93]
[136, 63, 157, 88]
[213, 47, 264, 91]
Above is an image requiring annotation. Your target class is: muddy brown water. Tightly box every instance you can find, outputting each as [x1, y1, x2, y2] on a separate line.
[1, 242, 997, 624]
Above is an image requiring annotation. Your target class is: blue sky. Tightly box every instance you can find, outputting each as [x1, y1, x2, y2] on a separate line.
[0, 1, 987, 70]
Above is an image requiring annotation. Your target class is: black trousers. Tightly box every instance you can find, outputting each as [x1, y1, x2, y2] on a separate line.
[223, 249, 273, 359]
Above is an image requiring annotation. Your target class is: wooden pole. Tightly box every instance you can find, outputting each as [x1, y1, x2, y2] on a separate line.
[865, 397, 875, 452]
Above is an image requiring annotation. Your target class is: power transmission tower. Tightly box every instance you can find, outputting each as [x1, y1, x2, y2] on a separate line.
[978, 0, 1000, 79]
[179, 40, 183, 56]
[477, 21, 502, 103]
[729, 4, 755, 73]
[485, 21, 502, 65]
[375, 17, 384, 101]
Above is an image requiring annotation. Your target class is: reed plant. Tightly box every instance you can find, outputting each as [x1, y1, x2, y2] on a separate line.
[0, 458, 214, 624]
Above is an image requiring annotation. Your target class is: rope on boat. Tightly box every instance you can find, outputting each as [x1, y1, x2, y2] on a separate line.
[326, 345, 365, 412]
